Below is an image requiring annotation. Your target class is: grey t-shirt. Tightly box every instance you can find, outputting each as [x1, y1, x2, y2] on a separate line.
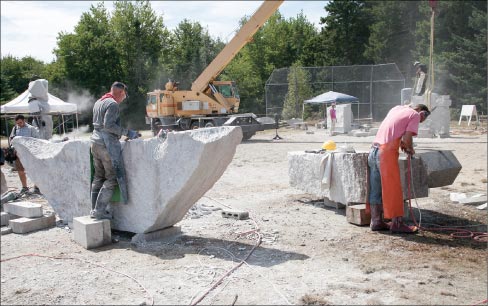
[90, 97, 128, 146]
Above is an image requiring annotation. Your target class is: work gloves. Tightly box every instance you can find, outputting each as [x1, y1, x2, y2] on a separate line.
[127, 129, 140, 140]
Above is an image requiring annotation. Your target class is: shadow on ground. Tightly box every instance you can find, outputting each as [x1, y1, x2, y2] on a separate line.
[95, 234, 309, 268]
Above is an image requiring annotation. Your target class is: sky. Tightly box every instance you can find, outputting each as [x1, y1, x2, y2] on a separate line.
[1, 1, 327, 63]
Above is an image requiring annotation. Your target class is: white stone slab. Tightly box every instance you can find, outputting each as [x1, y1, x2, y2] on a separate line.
[4, 201, 43, 218]
[73, 216, 111, 249]
[12, 126, 242, 234]
[9, 213, 56, 234]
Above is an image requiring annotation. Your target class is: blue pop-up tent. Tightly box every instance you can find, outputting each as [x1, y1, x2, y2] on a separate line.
[303, 91, 359, 121]
[304, 91, 359, 104]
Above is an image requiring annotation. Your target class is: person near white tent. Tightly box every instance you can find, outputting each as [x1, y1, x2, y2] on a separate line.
[9, 114, 41, 194]
[329, 103, 337, 136]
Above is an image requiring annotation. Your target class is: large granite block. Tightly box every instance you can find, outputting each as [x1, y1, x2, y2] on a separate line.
[417, 150, 462, 188]
[288, 151, 431, 205]
[12, 127, 242, 234]
[288, 152, 369, 204]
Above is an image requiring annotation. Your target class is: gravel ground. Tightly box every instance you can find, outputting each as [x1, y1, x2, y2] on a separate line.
[1, 123, 486, 305]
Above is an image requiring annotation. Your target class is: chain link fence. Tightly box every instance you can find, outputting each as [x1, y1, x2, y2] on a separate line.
[265, 63, 405, 122]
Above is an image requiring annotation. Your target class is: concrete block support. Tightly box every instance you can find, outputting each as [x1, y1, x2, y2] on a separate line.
[4, 201, 43, 218]
[73, 216, 111, 249]
[346, 204, 371, 226]
[9, 213, 55, 234]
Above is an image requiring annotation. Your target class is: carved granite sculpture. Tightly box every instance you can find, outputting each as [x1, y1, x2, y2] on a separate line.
[12, 126, 242, 233]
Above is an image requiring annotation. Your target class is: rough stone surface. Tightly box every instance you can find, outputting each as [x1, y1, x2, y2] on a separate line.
[12, 126, 242, 234]
[398, 155, 429, 199]
[9, 213, 56, 234]
[417, 150, 462, 188]
[73, 216, 111, 249]
[289, 151, 437, 204]
[4, 201, 43, 218]
[288, 152, 369, 204]
[1, 211, 9, 226]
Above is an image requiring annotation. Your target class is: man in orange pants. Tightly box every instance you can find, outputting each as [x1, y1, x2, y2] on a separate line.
[368, 104, 430, 233]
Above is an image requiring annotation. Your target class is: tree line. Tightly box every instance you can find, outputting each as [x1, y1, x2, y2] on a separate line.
[1, 0, 486, 129]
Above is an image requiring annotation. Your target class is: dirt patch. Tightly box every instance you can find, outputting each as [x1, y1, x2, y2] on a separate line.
[1, 126, 487, 305]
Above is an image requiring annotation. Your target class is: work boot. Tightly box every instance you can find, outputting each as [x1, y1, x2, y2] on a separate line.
[90, 187, 113, 220]
[370, 204, 390, 231]
[390, 217, 418, 234]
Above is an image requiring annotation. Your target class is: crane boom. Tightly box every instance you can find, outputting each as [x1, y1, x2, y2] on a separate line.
[191, 0, 284, 92]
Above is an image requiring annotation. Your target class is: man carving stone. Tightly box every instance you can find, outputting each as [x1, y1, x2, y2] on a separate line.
[367, 104, 430, 233]
[90, 82, 139, 220]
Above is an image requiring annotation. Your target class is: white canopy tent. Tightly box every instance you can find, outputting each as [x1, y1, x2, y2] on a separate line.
[1, 79, 79, 139]
[302, 91, 359, 122]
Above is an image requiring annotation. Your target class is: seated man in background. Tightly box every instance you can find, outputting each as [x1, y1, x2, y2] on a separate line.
[9, 114, 41, 194]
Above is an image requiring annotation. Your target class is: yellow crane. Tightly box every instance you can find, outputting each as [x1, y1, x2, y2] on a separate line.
[146, 0, 284, 140]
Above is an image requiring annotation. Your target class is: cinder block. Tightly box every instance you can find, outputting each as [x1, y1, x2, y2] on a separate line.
[346, 204, 371, 226]
[9, 213, 56, 234]
[1, 212, 9, 226]
[417, 150, 462, 188]
[1, 227, 12, 235]
[221, 209, 249, 220]
[4, 201, 43, 218]
[73, 216, 111, 249]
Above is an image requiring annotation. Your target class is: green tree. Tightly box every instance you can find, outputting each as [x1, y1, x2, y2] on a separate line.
[364, 1, 421, 80]
[54, 3, 120, 96]
[414, 1, 487, 113]
[223, 11, 318, 114]
[316, 0, 371, 66]
[281, 62, 313, 120]
[0, 55, 46, 97]
[109, 0, 169, 128]
[163, 19, 222, 90]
